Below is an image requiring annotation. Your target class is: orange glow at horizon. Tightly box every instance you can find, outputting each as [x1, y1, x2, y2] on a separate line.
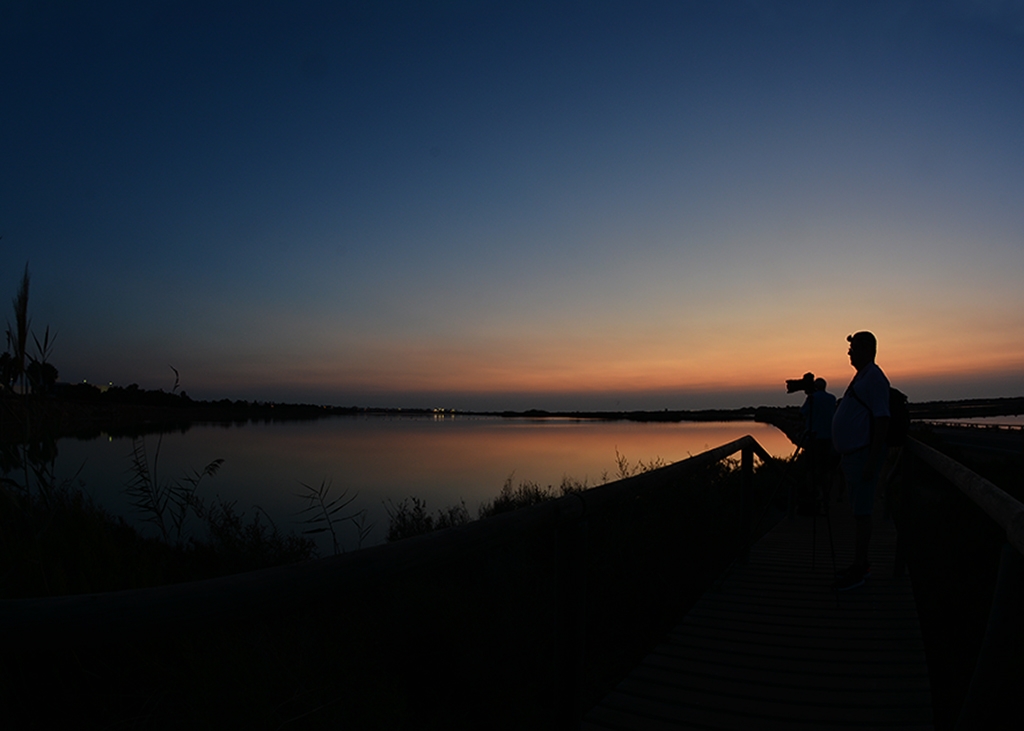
[193, 319, 1024, 401]
[176, 260, 1024, 403]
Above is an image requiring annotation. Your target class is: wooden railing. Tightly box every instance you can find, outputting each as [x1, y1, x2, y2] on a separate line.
[903, 438, 1024, 556]
[918, 420, 1024, 432]
[899, 437, 1024, 731]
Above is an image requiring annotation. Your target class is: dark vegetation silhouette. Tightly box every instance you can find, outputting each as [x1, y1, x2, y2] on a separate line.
[384, 450, 668, 543]
[5, 442, 785, 729]
[3, 264, 1023, 727]
[295, 477, 372, 554]
[0, 265, 319, 600]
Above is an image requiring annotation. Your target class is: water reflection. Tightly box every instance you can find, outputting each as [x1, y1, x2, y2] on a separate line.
[57, 416, 793, 552]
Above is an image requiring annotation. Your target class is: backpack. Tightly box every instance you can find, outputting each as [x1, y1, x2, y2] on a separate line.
[886, 388, 910, 447]
[848, 385, 910, 447]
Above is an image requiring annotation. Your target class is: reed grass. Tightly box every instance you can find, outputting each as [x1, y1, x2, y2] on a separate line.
[613, 447, 667, 479]
[294, 478, 372, 554]
[385, 495, 471, 542]
[386, 452, 667, 541]
[125, 434, 224, 544]
[0, 266, 316, 598]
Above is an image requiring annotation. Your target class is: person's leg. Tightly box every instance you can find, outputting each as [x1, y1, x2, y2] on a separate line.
[850, 449, 877, 570]
[855, 514, 871, 567]
[836, 449, 877, 589]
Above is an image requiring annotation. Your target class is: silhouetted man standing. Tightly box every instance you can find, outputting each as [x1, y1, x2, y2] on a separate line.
[831, 331, 889, 591]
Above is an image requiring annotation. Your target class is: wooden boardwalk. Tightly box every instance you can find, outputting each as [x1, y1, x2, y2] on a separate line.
[582, 498, 934, 730]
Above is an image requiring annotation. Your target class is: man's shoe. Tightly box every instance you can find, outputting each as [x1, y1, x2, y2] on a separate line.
[833, 572, 865, 591]
[833, 563, 869, 591]
[836, 562, 871, 578]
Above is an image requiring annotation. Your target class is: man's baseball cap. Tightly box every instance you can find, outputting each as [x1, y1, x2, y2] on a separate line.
[847, 331, 877, 350]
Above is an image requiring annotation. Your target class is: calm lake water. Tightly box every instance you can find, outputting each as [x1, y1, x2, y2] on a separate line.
[55, 416, 794, 552]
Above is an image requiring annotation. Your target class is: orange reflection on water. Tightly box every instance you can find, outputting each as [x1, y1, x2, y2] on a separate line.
[245, 416, 794, 495]
[60, 417, 795, 551]
[204, 417, 795, 544]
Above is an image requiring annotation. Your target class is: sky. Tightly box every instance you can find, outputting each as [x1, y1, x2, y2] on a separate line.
[2, 0, 1024, 411]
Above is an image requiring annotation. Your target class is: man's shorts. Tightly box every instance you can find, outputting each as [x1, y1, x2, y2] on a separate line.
[840, 447, 881, 517]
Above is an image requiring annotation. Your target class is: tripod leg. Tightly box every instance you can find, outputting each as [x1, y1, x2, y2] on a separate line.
[825, 473, 837, 577]
[809, 453, 818, 571]
[812, 498, 817, 571]
[749, 444, 802, 541]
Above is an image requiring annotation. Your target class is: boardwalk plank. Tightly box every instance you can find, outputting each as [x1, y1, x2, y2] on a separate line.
[617, 673, 933, 709]
[582, 497, 934, 730]
[679, 608, 923, 631]
[664, 626, 925, 653]
[606, 681, 933, 725]
[585, 704, 703, 731]
[672, 615, 925, 643]
[596, 689, 930, 731]
[629, 663, 932, 697]
[647, 644, 927, 677]
[656, 637, 926, 665]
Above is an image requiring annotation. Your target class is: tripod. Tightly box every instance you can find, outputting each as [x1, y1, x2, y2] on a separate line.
[809, 450, 838, 577]
[748, 442, 837, 579]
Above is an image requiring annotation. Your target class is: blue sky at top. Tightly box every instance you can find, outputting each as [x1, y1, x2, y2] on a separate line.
[2, 1, 1023, 409]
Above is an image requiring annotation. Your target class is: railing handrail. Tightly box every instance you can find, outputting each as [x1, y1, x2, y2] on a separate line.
[918, 420, 1024, 432]
[0, 434, 771, 638]
[906, 436, 1024, 557]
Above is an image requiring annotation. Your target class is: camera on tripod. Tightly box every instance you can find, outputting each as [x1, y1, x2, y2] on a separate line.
[786, 372, 815, 394]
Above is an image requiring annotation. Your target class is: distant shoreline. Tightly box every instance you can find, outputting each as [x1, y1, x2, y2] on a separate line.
[472, 406, 758, 422]
[4, 387, 1024, 444]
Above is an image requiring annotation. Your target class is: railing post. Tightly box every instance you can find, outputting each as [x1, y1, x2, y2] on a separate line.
[954, 542, 1024, 730]
[740, 445, 753, 561]
[787, 448, 797, 519]
[555, 510, 587, 729]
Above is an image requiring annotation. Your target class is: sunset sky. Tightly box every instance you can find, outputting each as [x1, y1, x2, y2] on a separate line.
[3, 1, 1023, 410]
